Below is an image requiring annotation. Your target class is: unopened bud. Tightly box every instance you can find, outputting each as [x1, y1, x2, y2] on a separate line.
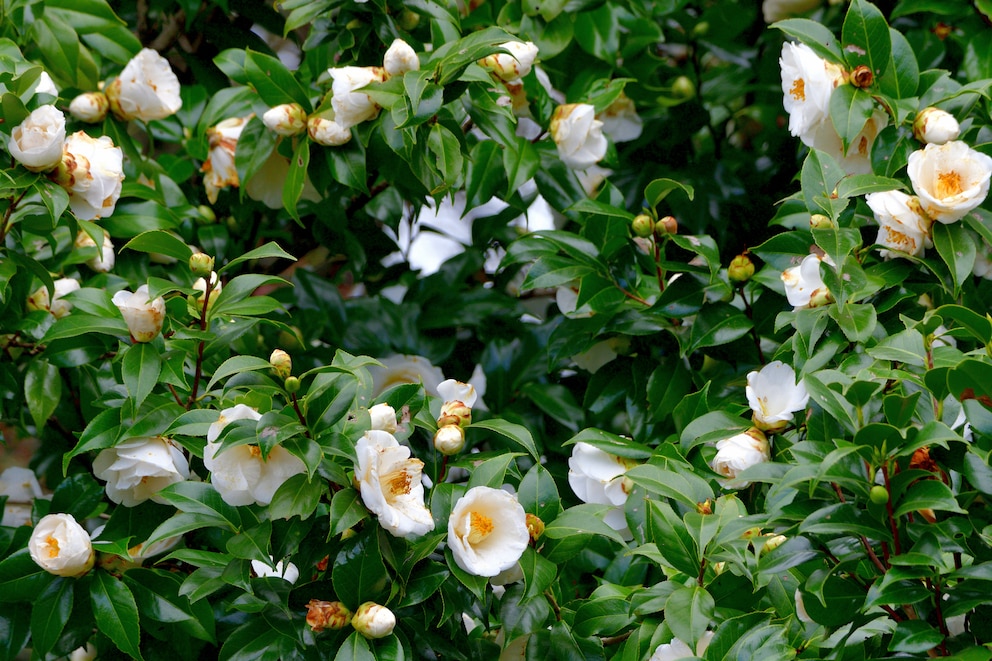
[285, 376, 301, 394]
[850, 65, 873, 89]
[262, 103, 307, 136]
[438, 400, 472, 428]
[809, 214, 833, 229]
[913, 107, 960, 145]
[352, 602, 396, 639]
[869, 485, 889, 505]
[270, 349, 292, 380]
[656, 215, 678, 235]
[741, 527, 762, 540]
[711, 561, 725, 575]
[308, 116, 351, 147]
[761, 534, 787, 554]
[68, 92, 110, 123]
[197, 205, 217, 224]
[671, 76, 695, 100]
[526, 513, 544, 542]
[189, 253, 214, 277]
[397, 9, 420, 31]
[728, 254, 755, 283]
[808, 287, 834, 308]
[433, 424, 465, 455]
[369, 403, 397, 433]
[306, 600, 352, 632]
[632, 214, 654, 238]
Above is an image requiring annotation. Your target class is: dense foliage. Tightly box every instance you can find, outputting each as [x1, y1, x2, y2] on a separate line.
[2, 0, 992, 659]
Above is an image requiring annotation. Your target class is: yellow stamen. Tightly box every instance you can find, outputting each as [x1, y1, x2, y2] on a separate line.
[936, 171, 963, 199]
[46, 536, 60, 558]
[385, 468, 413, 497]
[790, 78, 805, 101]
[468, 511, 494, 544]
[248, 445, 262, 459]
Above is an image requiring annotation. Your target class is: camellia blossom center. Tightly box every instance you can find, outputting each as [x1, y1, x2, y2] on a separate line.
[468, 511, 494, 544]
[790, 78, 805, 101]
[936, 171, 962, 198]
[46, 536, 60, 558]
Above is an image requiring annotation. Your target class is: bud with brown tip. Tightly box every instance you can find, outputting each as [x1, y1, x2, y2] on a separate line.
[809, 214, 833, 230]
[352, 602, 396, 639]
[850, 65, 873, 89]
[728, 254, 755, 283]
[189, 253, 214, 277]
[632, 214, 655, 238]
[69, 92, 110, 123]
[526, 513, 545, 542]
[306, 600, 352, 632]
[656, 215, 678, 235]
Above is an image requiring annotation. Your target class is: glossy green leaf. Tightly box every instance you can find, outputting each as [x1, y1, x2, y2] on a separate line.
[646, 178, 695, 209]
[122, 342, 161, 410]
[665, 585, 714, 650]
[244, 49, 311, 109]
[24, 358, 60, 431]
[468, 419, 540, 461]
[773, 19, 845, 63]
[28, 577, 72, 657]
[91, 570, 143, 660]
[842, 0, 891, 76]
[332, 528, 390, 610]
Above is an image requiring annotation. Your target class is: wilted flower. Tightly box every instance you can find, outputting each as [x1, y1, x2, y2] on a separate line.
[203, 404, 306, 506]
[68, 92, 110, 123]
[865, 190, 932, 258]
[369, 354, 446, 397]
[913, 107, 960, 145]
[383, 39, 419, 77]
[55, 131, 125, 221]
[352, 602, 396, 639]
[597, 93, 643, 143]
[712, 428, 770, 489]
[550, 103, 608, 170]
[649, 632, 714, 661]
[568, 442, 635, 535]
[355, 430, 435, 539]
[75, 229, 116, 273]
[106, 48, 182, 122]
[781, 253, 832, 309]
[779, 42, 844, 143]
[113, 285, 166, 343]
[448, 486, 529, 577]
[328, 66, 386, 129]
[480, 41, 539, 83]
[93, 437, 190, 506]
[28, 513, 95, 577]
[368, 403, 397, 433]
[27, 277, 80, 319]
[0, 467, 46, 528]
[746, 361, 810, 432]
[251, 557, 300, 583]
[202, 116, 248, 204]
[262, 103, 307, 136]
[907, 141, 992, 224]
[8, 105, 65, 172]
[306, 600, 352, 632]
[763, 0, 822, 22]
[307, 116, 351, 146]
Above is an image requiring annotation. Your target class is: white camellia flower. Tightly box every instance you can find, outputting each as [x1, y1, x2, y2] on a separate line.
[746, 361, 809, 432]
[907, 140, 992, 224]
[203, 405, 306, 506]
[369, 403, 398, 433]
[568, 442, 635, 535]
[28, 513, 95, 577]
[113, 285, 166, 343]
[355, 430, 435, 539]
[56, 131, 125, 221]
[27, 277, 80, 319]
[763, 0, 821, 22]
[0, 466, 47, 528]
[781, 253, 833, 309]
[307, 116, 351, 146]
[865, 190, 932, 258]
[352, 602, 396, 639]
[649, 632, 714, 661]
[370, 354, 446, 397]
[106, 48, 182, 122]
[447, 486, 529, 577]
[32, 71, 58, 97]
[711, 428, 770, 489]
[244, 147, 322, 209]
[807, 108, 887, 175]
[550, 103, 608, 170]
[92, 437, 190, 506]
[597, 93, 643, 143]
[192, 271, 222, 313]
[383, 39, 419, 77]
[262, 103, 307, 136]
[75, 229, 116, 273]
[913, 107, 960, 145]
[480, 41, 539, 83]
[437, 379, 478, 408]
[779, 42, 844, 143]
[251, 557, 300, 583]
[8, 105, 65, 172]
[328, 66, 386, 129]
[202, 116, 249, 204]
[69, 92, 110, 123]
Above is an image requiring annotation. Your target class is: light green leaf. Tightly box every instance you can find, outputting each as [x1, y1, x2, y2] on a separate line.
[122, 343, 161, 410]
[829, 85, 875, 154]
[646, 178, 695, 208]
[665, 585, 715, 650]
[468, 419, 540, 461]
[122, 230, 194, 262]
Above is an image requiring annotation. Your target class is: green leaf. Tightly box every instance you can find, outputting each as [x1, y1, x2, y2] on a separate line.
[835, 174, 907, 198]
[683, 303, 753, 356]
[565, 428, 653, 459]
[544, 504, 628, 546]
[801, 149, 848, 218]
[334, 631, 376, 661]
[842, 0, 891, 76]
[517, 463, 562, 525]
[165, 409, 220, 436]
[122, 230, 194, 262]
[665, 585, 714, 650]
[828, 303, 877, 342]
[24, 358, 60, 431]
[91, 570, 144, 660]
[29, 577, 73, 657]
[932, 222, 976, 296]
[431, 26, 517, 85]
[124, 568, 215, 643]
[893, 479, 967, 517]
[573, 597, 634, 637]
[520, 546, 557, 601]
[122, 343, 161, 410]
[226, 520, 271, 562]
[400, 69, 443, 128]
[466, 453, 521, 490]
[427, 123, 463, 193]
[468, 419, 540, 461]
[504, 139, 540, 199]
[329, 487, 369, 537]
[152, 482, 242, 534]
[282, 139, 310, 221]
[268, 473, 324, 520]
[938, 304, 992, 343]
[879, 28, 919, 99]
[332, 528, 390, 610]
[465, 140, 504, 210]
[626, 464, 714, 509]
[0, 549, 54, 603]
[803, 372, 859, 432]
[244, 49, 311, 110]
[773, 19, 845, 63]
[41, 314, 129, 342]
[888, 620, 945, 654]
[645, 178, 694, 208]
[829, 85, 875, 155]
[206, 355, 275, 392]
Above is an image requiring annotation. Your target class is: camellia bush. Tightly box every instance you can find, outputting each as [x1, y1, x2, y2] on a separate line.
[2, 0, 992, 659]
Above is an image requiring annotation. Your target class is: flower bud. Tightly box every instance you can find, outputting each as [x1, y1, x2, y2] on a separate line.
[8, 105, 65, 172]
[383, 39, 419, 77]
[270, 349, 292, 380]
[307, 116, 351, 147]
[28, 513, 95, 577]
[191, 271, 222, 313]
[525, 513, 544, 542]
[728, 254, 755, 283]
[809, 213, 833, 229]
[741, 527, 762, 540]
[632, 214, 655, 238]
[869, 484, 889, 505]
[913, 107, 960, 145]
[398, 9, 420, 31]
[761, 534, 787, 554]
[807, 287, 834, 308]
[438, 400, 473, 428]
[262, 103, 307, 136]
[113, 285, 166, 343]
[189, 252, 214, 277]
[711, 561, 725, 576]
[369, 403, 397, 433]
[68, 92, 110, 123]
[285, 376, 301, 394]
[850, 65, 873, 89]
[671, 76, 695, 100]
[352, 602, 396, 639]
[306, 599, 352, 632]
[27, 277, 80, 319]
[434, 424, 465, 455]
[656, 215, 678, 235]
[197, 205, 217, 224]
[696, 499, 713, 515]
[479, 41, 539, 82]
